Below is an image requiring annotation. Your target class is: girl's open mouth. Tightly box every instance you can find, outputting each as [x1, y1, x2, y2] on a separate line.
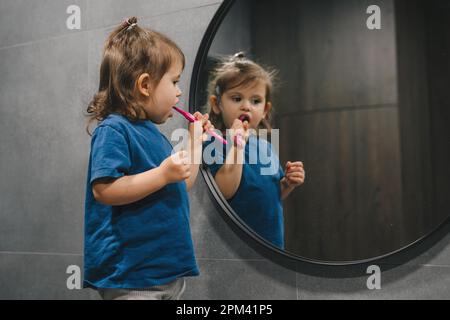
[239, 114, 250, 123]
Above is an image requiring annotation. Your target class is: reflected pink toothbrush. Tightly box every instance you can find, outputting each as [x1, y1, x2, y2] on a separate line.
[173, 106, 228, 145]
[234, 115, 250, 148]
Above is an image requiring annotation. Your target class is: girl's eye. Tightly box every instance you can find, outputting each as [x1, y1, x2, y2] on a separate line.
[231, 96, 242, 102]
[252, 99, 262, 105]
[173, 81, 179, 85]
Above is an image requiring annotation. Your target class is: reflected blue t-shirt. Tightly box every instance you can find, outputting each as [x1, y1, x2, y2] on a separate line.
[84, 114, 199, 289]
[204, 134, 285, 248]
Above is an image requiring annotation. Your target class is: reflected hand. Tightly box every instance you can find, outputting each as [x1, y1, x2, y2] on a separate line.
[230, 118, 250, 149]
[282, 161, 305, 188]
[189, 112, 214, 144]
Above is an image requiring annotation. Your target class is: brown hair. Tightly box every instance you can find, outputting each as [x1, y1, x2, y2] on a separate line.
[205, 52, 277, 132]
[86, 17, 185, 135]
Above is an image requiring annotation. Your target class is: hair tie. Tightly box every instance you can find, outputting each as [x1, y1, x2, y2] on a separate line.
[127, 23, 137, 31]
[233, 52, 246, 60]
[122, 18, 137, 31]
[122, 18, 131, 27]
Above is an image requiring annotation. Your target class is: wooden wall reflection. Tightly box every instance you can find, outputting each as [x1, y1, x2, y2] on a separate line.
[251, 0, 450, 261]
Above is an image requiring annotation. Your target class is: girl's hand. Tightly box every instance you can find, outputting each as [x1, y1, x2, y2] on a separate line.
[159, 150, 191, 184]
[230, 118, 250, 149]
[282, 161, 305, 188]
[189, 112, 214, 144]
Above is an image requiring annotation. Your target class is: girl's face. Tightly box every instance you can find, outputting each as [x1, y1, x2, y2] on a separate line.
[212, 80, 271, 130]
[138, 59, 183, 124]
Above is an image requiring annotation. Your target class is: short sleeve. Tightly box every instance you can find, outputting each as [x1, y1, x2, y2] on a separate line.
[89, 125, 131, 185]
[278, 162, 285, 180]
[208, 162, 224, 177]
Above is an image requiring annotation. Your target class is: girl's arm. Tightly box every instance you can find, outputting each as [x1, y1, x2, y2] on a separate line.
[185, 139, 201, 191]
[213, 119, 248, 199]
[93, 151, 190, 206]
[214, 145, 244, 200]
[185, 113, 213, 191]
[280, 178, 296, 200]
[280, 161, 305, 200]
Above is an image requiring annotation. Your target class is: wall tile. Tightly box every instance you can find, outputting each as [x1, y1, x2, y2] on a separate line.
[184, 259, 297, 300]
[0, 33, 90, 253]
[377, 220, 450, 267]
[87, 0, 221, 30]
[296, 263, 450, 300]
[0, 252, 98, 300]
[0, 0, 87, 49]
[189, 180, 263, 260]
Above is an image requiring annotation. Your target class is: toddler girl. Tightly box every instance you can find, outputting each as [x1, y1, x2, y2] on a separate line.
[204, 53, 305, 249]
[84, 17, 211, 300]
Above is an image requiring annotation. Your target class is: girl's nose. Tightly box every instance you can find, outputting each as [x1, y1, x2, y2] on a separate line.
[240, 100, 251, 111]
[176, 88, 182, 97]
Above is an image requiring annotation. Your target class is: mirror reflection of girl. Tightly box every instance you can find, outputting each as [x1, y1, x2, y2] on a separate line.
[84, 17, 212, 300]
[204, 53, 305, 249]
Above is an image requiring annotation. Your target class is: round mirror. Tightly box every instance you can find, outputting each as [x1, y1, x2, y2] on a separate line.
[190, 0, 450, 265]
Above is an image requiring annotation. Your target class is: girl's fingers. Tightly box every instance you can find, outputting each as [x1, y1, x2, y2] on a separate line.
[290, 178, 304, 184]
[286, 174, 304, 181]
[286, 161, 304, 170]
[289, 162, 304, 168]
[235, 128, 244, 138]
[201, 113, 209, 125]
[287, 175, 304, 183]
[203, 120, 213, 132]
[192, 111, 203, 121]
[286, 167, 305, 174]
[286, 172, 305, 181]
[192, 112, 210, 125]
[232, 119, 245, 129]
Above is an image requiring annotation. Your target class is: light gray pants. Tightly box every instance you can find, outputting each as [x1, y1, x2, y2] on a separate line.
[98, 278, 186, 300]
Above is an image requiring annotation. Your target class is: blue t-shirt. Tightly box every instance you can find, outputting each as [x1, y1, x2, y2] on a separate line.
[84, 114, 199, 289]
[204, 134, 285, 248]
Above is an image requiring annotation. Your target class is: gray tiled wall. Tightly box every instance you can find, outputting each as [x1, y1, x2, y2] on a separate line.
[1, 0, 450, 300]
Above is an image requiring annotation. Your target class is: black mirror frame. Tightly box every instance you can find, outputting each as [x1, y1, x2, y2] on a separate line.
[188, 0, 450, 268]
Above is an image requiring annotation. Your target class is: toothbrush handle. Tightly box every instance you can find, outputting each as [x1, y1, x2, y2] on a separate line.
[174, 106, 228, 145]
[208, 129, 228, 145]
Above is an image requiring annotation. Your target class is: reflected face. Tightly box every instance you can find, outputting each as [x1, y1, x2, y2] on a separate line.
[213, 80, 271, 129]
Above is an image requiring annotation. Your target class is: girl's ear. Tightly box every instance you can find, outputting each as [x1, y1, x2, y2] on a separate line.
[136, 73, 152, 97]
[210, 96, 221, 115]
[263, 101, 272, 118]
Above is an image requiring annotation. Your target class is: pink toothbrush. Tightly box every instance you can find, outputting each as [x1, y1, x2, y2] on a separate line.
[173, 106, 228, 145]
[233, 115, 250, 148]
